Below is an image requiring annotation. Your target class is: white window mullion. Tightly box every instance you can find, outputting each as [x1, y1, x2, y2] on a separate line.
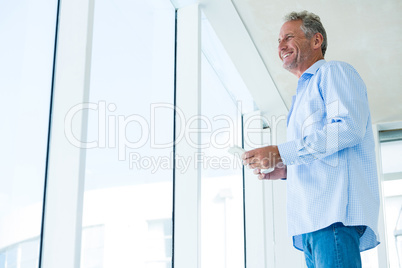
[174, 4, 201, 268]
[243, 111, 271, 268]
[40, 0, 95, 267]
[243, 110, 305, 268]
[373, 124, 389, 268]
[266, 111, 306, 268]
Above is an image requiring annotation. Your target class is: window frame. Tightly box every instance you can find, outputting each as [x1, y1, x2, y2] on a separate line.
[40, 0, 95, 267]
[39, 0, 299, 267]
[375, 122, 402, 268]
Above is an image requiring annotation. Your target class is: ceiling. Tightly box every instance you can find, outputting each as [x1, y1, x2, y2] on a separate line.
[231, 0, 402, 125]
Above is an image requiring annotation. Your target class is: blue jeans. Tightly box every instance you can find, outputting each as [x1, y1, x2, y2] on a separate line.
[301, 222, 367, 268]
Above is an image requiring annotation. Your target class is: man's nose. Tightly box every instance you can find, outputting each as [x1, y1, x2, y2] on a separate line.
[278, 40, 286, 51]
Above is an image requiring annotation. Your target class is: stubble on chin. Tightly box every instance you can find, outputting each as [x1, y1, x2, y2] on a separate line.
[283, 61, 298, 72]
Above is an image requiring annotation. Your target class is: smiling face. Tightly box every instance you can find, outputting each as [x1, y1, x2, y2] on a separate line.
[278, 20, 318, 77]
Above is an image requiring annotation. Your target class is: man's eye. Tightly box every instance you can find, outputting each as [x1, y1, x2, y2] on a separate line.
[279, 36, 293, 43]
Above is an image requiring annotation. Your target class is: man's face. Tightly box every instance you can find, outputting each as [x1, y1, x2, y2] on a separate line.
[278, 20, 312, 73]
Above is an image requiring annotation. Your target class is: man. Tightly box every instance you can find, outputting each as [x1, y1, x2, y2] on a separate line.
[242, 11, 380, 267]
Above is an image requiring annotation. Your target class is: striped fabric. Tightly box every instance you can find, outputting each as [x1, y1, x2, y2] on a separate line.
[278, 60, 380, 251]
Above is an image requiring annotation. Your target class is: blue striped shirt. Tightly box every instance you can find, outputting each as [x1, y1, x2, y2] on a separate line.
[278, 60, 380, 251]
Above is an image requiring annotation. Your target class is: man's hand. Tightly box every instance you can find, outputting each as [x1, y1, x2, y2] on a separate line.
[253, 165, 287, 180]
[242, 145, 283, 170]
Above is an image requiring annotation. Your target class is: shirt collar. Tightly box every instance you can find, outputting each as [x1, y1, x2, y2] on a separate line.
[301, 59, 326, 77]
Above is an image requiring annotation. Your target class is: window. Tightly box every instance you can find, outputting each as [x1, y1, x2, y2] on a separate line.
[0, 238, 40, 268]
[0, 0, 58, 265]
[199, 14, 255, 268]
[380, 135, 402, 268]
[146, 219, 172, 268]
[200, 53, 244, 267]
[81, 225, 105, 268]
[20, 1, 300, 266]
[79, 0, 175, 267]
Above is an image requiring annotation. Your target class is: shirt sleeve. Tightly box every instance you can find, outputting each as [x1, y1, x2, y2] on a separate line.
[278, 62, 370, 166]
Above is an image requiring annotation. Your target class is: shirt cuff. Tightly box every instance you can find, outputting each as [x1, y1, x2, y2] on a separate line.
[278, 140, 299, 166]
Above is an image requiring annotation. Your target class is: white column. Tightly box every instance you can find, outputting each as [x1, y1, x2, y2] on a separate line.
[40, 0, 95, 267]
[174, 4, 201, 268]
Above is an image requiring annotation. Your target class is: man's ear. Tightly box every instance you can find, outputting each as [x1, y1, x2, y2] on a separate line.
[313, 32, 324, 50]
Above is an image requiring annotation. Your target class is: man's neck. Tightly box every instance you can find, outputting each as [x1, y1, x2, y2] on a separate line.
[292, 55, 324, 78]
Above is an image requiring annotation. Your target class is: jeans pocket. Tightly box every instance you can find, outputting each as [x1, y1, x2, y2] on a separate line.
[354, 225, 367, 238]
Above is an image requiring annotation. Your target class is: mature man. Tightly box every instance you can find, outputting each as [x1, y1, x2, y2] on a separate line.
[242, 11, 380, 267]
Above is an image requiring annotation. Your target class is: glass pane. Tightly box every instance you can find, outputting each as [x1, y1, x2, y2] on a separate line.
[81, 225, 105, 268]
[20, 239, 40, 268]
[200, 14, 250, 268]
[200, 15, 255, 114]
[6, 248, 17, 268]
[380, 140, 402, 268]
[0, 0, 58, 265]
[0, 253, 5, 268]
[80, 0, 175, 267]
[381, 140, 402, 174]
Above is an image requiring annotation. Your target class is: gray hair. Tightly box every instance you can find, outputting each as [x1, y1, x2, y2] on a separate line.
[284, 11, 327, 57]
